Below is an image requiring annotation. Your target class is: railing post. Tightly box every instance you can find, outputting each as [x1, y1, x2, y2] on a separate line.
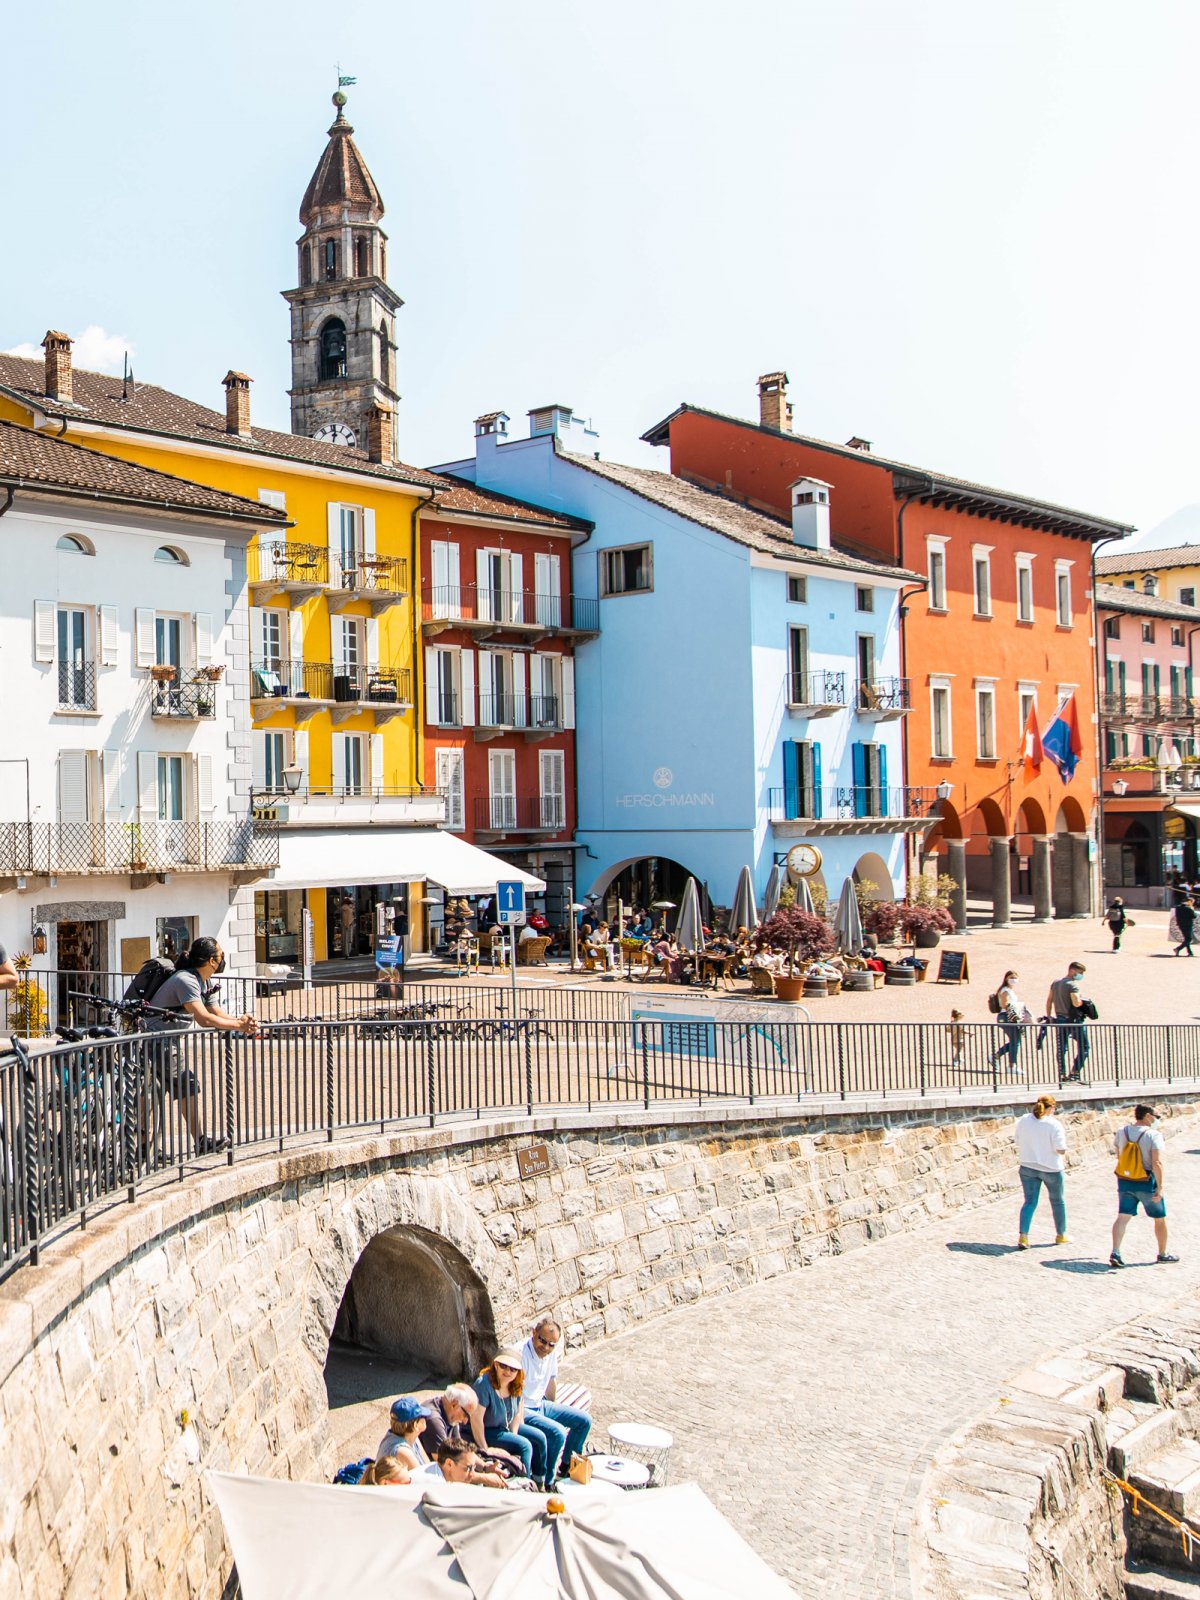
[746, 1021, 756, 1105]
[324, 1026, 335, 1142]
[223, 1032, 236, 1164]
[21, 1049, 39, 1266]
[919, 1026, 928, 1097]
[1112, 1025, 1120, 1091]
[426, 1024, 437, 1129]
[524, 1022, 535, 1117]
[641, 1022, 651, 1110]
[836, 1027, 847, 1101]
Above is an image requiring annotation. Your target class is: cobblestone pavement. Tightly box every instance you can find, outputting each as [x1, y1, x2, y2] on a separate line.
[569, 1110, 1200, 1598]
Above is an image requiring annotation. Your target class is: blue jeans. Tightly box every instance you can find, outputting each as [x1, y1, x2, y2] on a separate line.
[484, 1425, 546, 1485]
[992, 1023, 1022, 1069]
[522, 1402, 592, 1482]
[1019, 1165, 1066, 1236]
[1053, 1020, 1089, 1077]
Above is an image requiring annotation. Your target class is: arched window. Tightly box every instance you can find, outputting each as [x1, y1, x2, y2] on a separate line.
[56, 533, 93, 554]
[355, 236, 369, 277]
[154, 545, 188, 565]
[319, 319, 348, 381]
[378, 323, 390, 386]
[324, 238, 338, 280]
[301, 244, 313, 286]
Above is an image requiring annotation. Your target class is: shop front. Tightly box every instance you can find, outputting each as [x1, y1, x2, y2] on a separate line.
[1103, 798, 1200, 904]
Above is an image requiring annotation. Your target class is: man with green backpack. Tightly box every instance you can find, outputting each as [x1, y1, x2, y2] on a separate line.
[1110, 1105, 1179, 1268]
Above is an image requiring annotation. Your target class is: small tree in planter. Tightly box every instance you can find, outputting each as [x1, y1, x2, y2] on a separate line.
[10, 952, 48, 1037]
[863, 899, 903, 944]
[755, 907, 835, 978]
[898, 904, 955, 946]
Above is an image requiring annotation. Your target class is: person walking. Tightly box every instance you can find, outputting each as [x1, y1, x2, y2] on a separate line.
[1110, 1104, 1179, 1267]
[1045, 961, 1089, 1084]
[1014, 1095, 1068, 1249]
[1104, 896, 1130, 952]
[990, 970, 1031, 1075]
[1174, 896, 1197, 957]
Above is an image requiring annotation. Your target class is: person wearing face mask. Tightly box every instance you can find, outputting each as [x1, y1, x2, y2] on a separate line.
[143, 936, 257, 1154]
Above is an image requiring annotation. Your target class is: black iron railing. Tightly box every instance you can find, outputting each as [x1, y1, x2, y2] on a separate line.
[767, 785, 936, 821]
[150, 678, 219, 720]
[856, 677, 911, 713]
[0, 820, 278, 876]
[329, 552, 408, 595]
[421, 585, 599, 634]
[1, 1011, 1197, 1278]
[786, 670, 846, 707]
[331, 666, 412, 705]
[478, 693, 527, 728]
[429, 690, 460, 727]
[57, 661, 97, 712]
[251, 659, 335, 700]
[249, 541, 329, 588]
[473, 796, 567, 832]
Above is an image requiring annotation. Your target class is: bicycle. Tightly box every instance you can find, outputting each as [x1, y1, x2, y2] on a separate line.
[473, 1005, 553, 1044]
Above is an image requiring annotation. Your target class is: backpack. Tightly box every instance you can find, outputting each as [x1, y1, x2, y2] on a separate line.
[333, 1457, 375, 1486]
[122, 957, 177, 1009]
[1115, 1128, 1151, 1183]
[987, 990, 1002, 1015]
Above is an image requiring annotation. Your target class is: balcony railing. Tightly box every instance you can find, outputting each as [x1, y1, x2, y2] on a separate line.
[478, 693, 527, 729]
[474, 796, 568, 832]
[150, 677, 219, 720]
[1101, 692, 1195, 723]
[57, 661, 97, 712]
[429, 691, 461, 728]
[252, 786, 447, 826]
[421, 585, 599, 635]
[0, 820, 278, 876]
[328, 551, 408, 596]
[767, 785, 936, 822]
[855, 678, 912, 715]
[786, 670, 846, 709]
[248, 540, 329, 590]
[331, 666, 412, 705]
[251, 659, 335, 701]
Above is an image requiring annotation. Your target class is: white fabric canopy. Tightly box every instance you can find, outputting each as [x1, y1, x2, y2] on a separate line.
[207, 1473, 798, 1600]
[268, 828, 545, 895]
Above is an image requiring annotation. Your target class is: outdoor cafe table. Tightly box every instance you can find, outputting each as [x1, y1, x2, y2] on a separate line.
[697, 951, 737, 989]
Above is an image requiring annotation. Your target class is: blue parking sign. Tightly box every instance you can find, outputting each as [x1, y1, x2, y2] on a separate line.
[496, 880, 526, 926]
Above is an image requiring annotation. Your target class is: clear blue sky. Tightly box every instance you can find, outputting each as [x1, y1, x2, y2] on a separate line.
[5, 1, 1199, 544]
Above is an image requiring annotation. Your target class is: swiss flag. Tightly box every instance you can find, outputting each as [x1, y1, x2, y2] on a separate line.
[1022, 704, 1044, 776]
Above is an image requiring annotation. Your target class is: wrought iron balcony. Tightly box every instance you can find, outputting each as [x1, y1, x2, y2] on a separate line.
[57, 661, 97, 713]
[248, 540, 329, 603]
[331, 666, 412, 705]
[421, 585, 599, 638]
[428, 690, 461, 728]
[327, 551, 409, 614]
[252, 786, 447, 827]
[1100, 692, 1196, 724]
[855, 678, 911, 718]
[251, 659, 335, 704]
[0, 819, 279, 878]
[473, 795, 568, 833]
[786, 670, 846, 716]
[477, 693, 528, 730]
[150, 676, 219, 720]
[767, 785, 937, 823]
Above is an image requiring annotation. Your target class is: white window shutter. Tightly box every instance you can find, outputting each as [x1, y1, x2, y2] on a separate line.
[425, 646, 439, 724]
[446, 542, 461, 616]
[248, 605, 264, 658]
[331, 732, 347, 790]
[57, 751, 90, 824]
[250, 731, 267, 791]
[258, 488, 286, 511]
[509, 553, 523, 623]
[292, 729, 309, 789]
[365, 617, 380, 672]
[512, 651, 527, 721]
[563, 657, 575, 728]
[370, 732, 384, 792]
[136, 751, 158, 818]
[288, 610, 303, 664]
[362, 508, 376, 562]
[99, 605, 119, 667]
[134, 608, 156, 667]
[327, 502, 341, 561]
[476, 550, 490, 620]
[34, 601, 56, 663]
[197, 753, 215, 812]
[460, 648, 476, 727]
[102, 748, 122, 815]
[194, 612, 213, 668]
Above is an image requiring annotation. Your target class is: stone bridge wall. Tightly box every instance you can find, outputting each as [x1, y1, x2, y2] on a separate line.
[1, 1088, 1196, 1599]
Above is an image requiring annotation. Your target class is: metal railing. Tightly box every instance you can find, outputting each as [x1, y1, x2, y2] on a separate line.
[429, 690, 460, 728]
[251, 659, 335, 700]
[473, 796, 567, 832]
[1101, 692, 1195, 723]
[786, 670, 846, 707]
[329, 552, 408, 595]
[0, 820, 278, 876]
[150, 678, 218, 720]
[57, 661, 97, 712]
[2, 1013, 1197, 1278]
[332, 665, 412, 705]
[478, 693, 527, 728]
[249, 540, 329, 588]
[767, 785, 936, 821]
[856, 677, 911, 713]
[421, 585, 600, 634]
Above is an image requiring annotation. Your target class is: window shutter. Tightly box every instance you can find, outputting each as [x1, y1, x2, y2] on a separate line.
[432, 541, 448, 594]
[370, 732, 384, 792]
[425, 645, 440, 724]
[877, 742, 888, 803]
[136, 751, 158, 818]
[248, 605, 264, 659]
[194, 612, 213, 668]
[99, 605, 119, 667]
[851, 742, 867, 819]
[811, 740, 823, 818]
[365, 617, 380, 672]
[511, 652, 526, 723]
[460, 648, 475, 727]
[57, 751, 90, 824]
[251, 731, 267, 790]
[782, 741, 799, 821]
[288, 610, 303, 667]
[475, 550, 490, 620]
[34, 601, 57, 663]
[134, 608, 156, 667]
[197, 753, 215, 813]
[562, 657, 575, 729]
[292, 729, 309, 790]
[446, 542, 461, 616]
[102, 748, 122, 815]
[258, 488, 286, 511]
[362, 508, 376, 563]
[327, 502, 341, 564]
[509, 553, 523, 623]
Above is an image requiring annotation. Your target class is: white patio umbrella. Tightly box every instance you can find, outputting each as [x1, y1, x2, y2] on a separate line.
[207, 1473, 798, 1600]
[674, 877, 705, 953]
[794, 876, 815, 916]
[763, 863, 784, 919]
[729, 865, 759, 933]
[833, 877, 863, 954]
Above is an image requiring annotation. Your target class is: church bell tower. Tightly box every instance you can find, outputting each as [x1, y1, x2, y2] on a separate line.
[283, 91, 402, 455]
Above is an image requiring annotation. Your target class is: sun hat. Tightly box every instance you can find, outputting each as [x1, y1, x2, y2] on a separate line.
[492, 1347, 526, 1370]
[390, 1396, 428, 1423]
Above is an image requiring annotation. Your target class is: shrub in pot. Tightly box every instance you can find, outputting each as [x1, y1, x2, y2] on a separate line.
[863, 900, 903, 943]
[899, 904, 955, 947]
[754, 907, 835, 995]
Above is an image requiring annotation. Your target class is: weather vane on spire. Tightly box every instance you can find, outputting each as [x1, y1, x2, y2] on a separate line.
[332, 64, 356, 115]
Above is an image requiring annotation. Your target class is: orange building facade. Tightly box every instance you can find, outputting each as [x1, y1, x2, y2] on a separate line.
[643, 377, 1134, 923]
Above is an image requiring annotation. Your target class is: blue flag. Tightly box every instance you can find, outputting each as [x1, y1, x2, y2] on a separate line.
[1042, 693, 1083, 783]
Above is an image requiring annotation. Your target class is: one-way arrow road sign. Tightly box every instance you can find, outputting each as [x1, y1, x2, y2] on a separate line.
[496, 880, 526, 926]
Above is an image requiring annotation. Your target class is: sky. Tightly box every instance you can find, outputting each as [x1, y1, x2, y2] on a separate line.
[4, 0, 1199, 547]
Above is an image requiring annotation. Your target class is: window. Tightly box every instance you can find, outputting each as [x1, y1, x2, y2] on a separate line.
[323, 239, 338, 280]
[56, 534, 92, 554]
[855, 585, 874, 613]
[432, 649, 461, 726]
[1142, 621, 1155, 643]
[856, 633, 876, 703]
[1055, 562, 1073, 626]
[257, 488, 287, 512]
[787, 626, 809, 702]
[972, 548, 992, 617]
[378, 323, 389, 386]
[262, 731, 288, 793]
[157, 754, 185, 822]
[600, 544, 652, 596]
[1181, 587, 1195, 607]
[332, 733, 365, 795]
[488, 748, 517, 830]
[1016, 556, 1034, 622]
[1103, 615, 1120, 639]
[976, 682, 997, 759]
[931, 679, 952, 758]
[787, 574, 807, 604]
[57, 606, 94, 711]
[435, 748, 464, 831]
[259, 609, 285, 668]
[1172, 625, 1185, 647]
[782, 740, 821, 820]
[154, 545, 187, 564]
[1018, 684, 1037, 731]
[155, 614, 184, 670]
[539, 749, 566, 829]
[355, 237, 369, 276]
[927, 541, 947, 610]
[319, 318, 347, 380]
[335, 617, 362, 686]
[851, 741, 886, 818]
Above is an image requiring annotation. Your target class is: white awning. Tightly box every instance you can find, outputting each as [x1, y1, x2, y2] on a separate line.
[267, 829, 545, 895]
[1169, 801, 1200, 821]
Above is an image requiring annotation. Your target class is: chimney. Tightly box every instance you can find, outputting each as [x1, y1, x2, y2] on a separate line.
[1144, 574, 1158, 596]
[474, 411, 510, 440]
[845, 436, 873, 453]
[758, 371, 792, 433]
[790, 476, 832, 551]
[42, 330, 73, 403]
[527, 404, 600, 453]
[366, 402, 395, 463]
[223, 371, 252, 437]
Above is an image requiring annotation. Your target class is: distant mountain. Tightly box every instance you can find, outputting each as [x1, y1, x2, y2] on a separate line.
[1123, 505, 1200, 553]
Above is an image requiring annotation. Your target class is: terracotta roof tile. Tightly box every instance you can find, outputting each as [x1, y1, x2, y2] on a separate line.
[1095, 582, 1200, 622]
[1096, 544, 1200, 576]
[0, 421, 287, 524]
[426, 474, 588, 532]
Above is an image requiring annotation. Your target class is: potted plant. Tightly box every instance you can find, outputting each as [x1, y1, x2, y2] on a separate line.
[10, 952, 48, 1037]
[898, 904, 955, 948]
[126, 821, 147, 872]
[754, 906, 835, 1000]
[197, 664, 225, 682]
[863, 899, 903, 944]
[149, 664, 177, 683]
[195, 691, 215, 716]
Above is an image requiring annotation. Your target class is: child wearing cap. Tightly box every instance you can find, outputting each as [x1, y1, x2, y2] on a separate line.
[377, 1395, 432, 1469]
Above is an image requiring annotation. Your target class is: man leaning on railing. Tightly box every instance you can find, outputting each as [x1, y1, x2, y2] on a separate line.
[0, 943, 16, 997]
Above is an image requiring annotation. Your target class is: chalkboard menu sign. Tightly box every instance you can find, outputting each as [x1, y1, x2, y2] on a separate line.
[936, 948, 970, 984]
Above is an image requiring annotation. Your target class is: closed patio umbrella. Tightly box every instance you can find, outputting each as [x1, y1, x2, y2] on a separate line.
[833, 877, 863, 954]
[729, 865, 759, 933]
[795, 876, 815, 916]
[763, 863, 784, 919]
[675, 877, 705, 953]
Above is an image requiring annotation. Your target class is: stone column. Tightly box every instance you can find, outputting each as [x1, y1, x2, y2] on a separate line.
[1030, 837, 1052, 923]
[990, 837, 1012, 928]
[945, 839, 968, 932]
[1070, 833, 1093, 918]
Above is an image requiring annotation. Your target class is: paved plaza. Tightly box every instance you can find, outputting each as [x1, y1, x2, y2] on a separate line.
[568, 1109, 1200, 1597]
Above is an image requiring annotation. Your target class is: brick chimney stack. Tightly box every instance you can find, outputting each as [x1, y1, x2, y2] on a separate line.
[223, 371, 252, 436]
[366, 401, 394, 463]
[42, 331, 74, 403]
[758, 371, 792, 433]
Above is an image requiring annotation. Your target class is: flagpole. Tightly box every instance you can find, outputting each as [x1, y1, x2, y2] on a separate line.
[1091, 534, 1128, 915]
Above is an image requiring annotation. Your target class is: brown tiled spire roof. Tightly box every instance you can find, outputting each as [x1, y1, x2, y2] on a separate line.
[299, 94, 383, 225]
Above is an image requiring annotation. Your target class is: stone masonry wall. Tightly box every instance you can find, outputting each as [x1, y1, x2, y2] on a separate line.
[0, 1089, 1196, 1599]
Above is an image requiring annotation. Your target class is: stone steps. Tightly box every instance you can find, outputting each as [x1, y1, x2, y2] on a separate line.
[1125, 1436, 1200, 1570]
[1110, 1402, 1182, 1479]
[1125, 1561, 1200, 1599]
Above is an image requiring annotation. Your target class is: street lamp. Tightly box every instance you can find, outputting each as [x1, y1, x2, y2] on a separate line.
[1111, 779, 1128, 797]
[935, 780, 953, 803]
[652, 899, 675, 934]
[568, 901, 587, 971]
[282, 765, 304, 795]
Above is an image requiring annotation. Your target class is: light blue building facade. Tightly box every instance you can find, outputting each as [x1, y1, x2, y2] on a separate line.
[436, 407, 929, 916]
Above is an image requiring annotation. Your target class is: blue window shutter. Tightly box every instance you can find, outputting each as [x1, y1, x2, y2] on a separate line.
[878, 743, 888, 813]
[783, 741, 799, 821]
[852, 742, 866, 818]
[812, 741, 823, 819]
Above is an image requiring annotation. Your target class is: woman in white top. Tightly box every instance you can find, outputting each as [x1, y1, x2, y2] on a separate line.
[990, 970, 1032, 1075]
[1013, 1094, 1068, 1249]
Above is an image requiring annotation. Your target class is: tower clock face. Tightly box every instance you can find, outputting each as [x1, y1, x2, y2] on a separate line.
[313, 421, 357, 447]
